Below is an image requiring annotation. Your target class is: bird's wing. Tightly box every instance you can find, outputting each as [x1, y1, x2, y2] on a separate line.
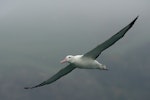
[83, 16, 138, 59]
[24, 64, 76, 89]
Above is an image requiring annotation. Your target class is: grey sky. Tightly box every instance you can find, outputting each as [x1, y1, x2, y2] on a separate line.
[0, 0, 150, 100]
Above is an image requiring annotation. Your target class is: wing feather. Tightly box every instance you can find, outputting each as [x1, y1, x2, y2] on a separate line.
[84, 16, 138, 59]
[24, 64, 76, 89]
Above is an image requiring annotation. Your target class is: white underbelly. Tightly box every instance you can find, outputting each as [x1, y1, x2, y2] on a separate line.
[74, 59, 101, 69]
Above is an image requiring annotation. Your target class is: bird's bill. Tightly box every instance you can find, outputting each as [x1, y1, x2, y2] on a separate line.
[60, 58, 67, 64]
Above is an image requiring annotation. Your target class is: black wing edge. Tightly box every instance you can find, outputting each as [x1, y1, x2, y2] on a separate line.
[24, 64, 76, 89]
[24, 81, 48, 89]
[127, 16, 139, 29]
[83, 16, 139, 59]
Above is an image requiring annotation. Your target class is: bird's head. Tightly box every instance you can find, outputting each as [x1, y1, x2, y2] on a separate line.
[60, 55, 74, 64]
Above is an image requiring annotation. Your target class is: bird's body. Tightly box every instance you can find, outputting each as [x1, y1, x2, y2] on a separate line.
[69, 55, 106, 70]
[24, 16, 138, 89]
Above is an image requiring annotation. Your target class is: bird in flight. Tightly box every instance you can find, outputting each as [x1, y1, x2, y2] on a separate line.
[24, 16, 138, 89]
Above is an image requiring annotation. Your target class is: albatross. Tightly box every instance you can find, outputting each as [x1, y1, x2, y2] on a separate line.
[24, 16, 138, 89]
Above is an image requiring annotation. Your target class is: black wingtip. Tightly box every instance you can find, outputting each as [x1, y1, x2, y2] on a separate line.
[130, 16, 139, 26]
[24, 84, 41, 89]
[134, 16, 139, 22]
[24, 87, 32, 89]
[24, 86, 36, 89]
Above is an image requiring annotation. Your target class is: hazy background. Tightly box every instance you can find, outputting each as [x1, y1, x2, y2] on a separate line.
[0, 0, 150, 100]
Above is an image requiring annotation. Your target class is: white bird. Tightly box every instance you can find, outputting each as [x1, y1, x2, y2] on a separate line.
[24, 16, 138, 89]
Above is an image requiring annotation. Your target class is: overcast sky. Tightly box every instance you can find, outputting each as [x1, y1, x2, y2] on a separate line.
[0, 0, 150, 100]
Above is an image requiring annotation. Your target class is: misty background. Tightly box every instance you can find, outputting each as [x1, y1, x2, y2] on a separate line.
[0, 0, 150, 100]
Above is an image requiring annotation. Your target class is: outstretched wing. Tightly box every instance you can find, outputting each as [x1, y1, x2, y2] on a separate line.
[83, 16, 138, 59]
[24, 64, 76, 89]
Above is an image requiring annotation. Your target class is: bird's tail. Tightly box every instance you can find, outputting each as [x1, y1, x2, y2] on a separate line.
[102, 65, 108, 70]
